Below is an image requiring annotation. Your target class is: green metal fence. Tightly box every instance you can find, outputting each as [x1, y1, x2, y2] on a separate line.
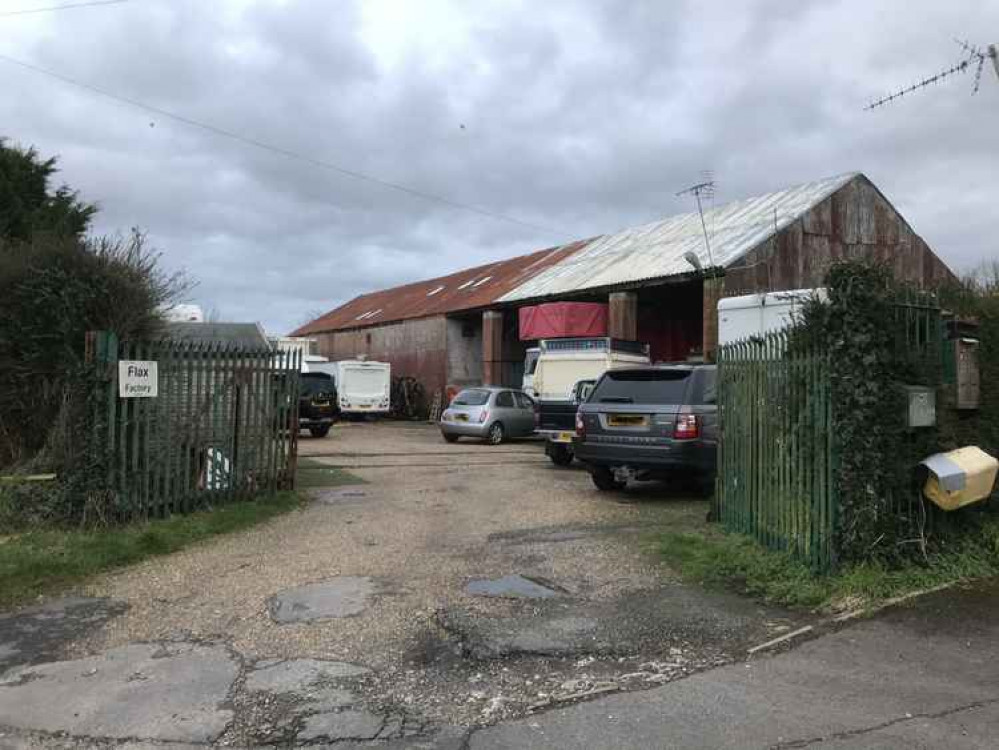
[86, 330, 300, 519]
[716, 331, 837, 572]
[891, 288, 945, 382]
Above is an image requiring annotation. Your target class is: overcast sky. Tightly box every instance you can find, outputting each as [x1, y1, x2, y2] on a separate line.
[2, 0, 996, 334]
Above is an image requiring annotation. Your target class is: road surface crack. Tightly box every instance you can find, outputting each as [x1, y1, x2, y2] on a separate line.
[771, 698, 999, 748]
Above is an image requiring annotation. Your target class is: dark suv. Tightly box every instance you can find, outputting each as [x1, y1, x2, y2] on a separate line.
[573, 365, 717, 492]
[300, 372, 338, 438]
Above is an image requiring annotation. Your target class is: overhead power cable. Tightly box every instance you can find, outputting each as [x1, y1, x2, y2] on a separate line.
[0, 52, 562, 236]
[0, 0, 130, 17]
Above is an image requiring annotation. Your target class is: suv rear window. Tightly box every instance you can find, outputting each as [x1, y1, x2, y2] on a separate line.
[301, 374, 334, 396]
[591, 369, 692, 405]
[453, 389, 490, 406]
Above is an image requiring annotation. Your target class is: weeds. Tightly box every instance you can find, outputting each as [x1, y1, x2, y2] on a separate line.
[660, 513, 999, 610]
[0, 491, 304, 608]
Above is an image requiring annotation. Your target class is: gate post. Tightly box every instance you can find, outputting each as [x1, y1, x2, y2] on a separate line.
[84, 330, 119, 501]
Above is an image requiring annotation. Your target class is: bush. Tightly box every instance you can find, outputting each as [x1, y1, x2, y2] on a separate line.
[0, 231, 187, 468]
[793, 260, 999, 565]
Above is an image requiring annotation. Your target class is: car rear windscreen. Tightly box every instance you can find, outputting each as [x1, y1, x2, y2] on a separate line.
[301, 374, 334, 396]
[453, 389, 490, 406]
[591, 370, 691, 405]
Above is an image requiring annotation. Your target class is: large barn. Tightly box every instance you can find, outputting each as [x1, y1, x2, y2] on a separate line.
[294, 172, 956, 399]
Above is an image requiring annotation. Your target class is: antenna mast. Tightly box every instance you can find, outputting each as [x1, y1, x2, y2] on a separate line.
[676, 178, 716, 268]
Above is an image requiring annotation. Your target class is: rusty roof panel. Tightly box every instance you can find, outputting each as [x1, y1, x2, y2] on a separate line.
[293, 240, 591, 335]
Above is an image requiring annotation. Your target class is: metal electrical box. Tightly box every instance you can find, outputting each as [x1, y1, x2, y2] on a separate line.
[904, 385, 936, 428]
[955, 338, 980, 410]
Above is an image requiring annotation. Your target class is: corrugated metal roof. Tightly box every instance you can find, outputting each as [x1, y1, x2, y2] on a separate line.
[293, 240, 590, 335]
[165, 322, 270, 349]
[295, 173, 861, 335]
[498, 173, 859, 302]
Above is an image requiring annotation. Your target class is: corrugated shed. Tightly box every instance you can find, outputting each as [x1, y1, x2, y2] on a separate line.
[293, 241, 589, 335]
[498, 173, 859, 302]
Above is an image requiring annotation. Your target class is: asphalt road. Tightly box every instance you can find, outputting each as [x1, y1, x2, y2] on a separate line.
[470, 580, 999, 750]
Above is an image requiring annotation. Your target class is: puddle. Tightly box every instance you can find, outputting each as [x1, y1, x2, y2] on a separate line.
[269, 577, 376, 623]
[313, 488, 368, 505]
[465, 574, 562, 600]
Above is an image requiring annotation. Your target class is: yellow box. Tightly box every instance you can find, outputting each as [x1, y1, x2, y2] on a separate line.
[923, 446, 999, 511]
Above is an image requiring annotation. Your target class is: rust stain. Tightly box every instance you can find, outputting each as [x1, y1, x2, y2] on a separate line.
[293, 240, 591, 336]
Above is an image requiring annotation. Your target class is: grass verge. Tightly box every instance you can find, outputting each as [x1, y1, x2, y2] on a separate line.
[0, 491, 304, 609]
[660, 516, 999, 610]
[296, 458, 366, 489]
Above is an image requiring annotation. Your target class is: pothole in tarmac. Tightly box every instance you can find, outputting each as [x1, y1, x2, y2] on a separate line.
[0, 596, 127, 672]
[268, 576, 377, 623]
[224, 657, 427, 746]
[465, 574, 566, 600]
[313, 487, 368, 505]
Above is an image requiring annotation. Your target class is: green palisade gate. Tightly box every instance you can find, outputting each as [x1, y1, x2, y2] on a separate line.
[716, 331, 837, 573]
[87, 330, 300, 519]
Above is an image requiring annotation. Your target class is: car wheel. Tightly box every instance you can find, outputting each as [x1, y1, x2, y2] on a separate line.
[487, 422, 505, 445]
[309, 425, 331, 438]
[591, 466, 625, 491]
[443, 433, 460, 443]
[548, 444, 573, 467]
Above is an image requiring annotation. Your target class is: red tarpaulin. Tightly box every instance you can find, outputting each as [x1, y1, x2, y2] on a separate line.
[519, 302, 608, 340]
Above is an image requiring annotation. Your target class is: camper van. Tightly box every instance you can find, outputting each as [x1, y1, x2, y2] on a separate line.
[331, 360, 391, 417]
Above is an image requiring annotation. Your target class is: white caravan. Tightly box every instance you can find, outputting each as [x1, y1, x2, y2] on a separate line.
[331, 360, 391, 417]
[717, 289, 828, 345]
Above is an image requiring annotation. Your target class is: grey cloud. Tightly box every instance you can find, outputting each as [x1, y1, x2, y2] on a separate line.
[1, 0, 995, 335]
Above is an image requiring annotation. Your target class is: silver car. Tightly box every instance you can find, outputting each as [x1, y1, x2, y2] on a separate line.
[440, 387, 536, 444]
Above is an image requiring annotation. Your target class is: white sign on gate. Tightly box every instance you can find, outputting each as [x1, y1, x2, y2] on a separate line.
[119, 360, 158, 398]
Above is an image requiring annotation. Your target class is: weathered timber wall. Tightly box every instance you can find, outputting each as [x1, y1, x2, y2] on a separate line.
[314, 316, 448, 396]
[724, 175, 956, 296]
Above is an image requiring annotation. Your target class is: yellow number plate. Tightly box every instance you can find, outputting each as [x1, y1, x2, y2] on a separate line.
[608, 414, 647, 427]
[553, 431, 574, 443]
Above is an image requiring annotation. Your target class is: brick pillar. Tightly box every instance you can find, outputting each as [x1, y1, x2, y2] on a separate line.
[702, 275, 725, 362]
[482, 310, 504, 386]
[608, 291, 638, 341]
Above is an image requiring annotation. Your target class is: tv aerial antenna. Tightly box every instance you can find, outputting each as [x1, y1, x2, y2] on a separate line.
[677, 173, 716, 268]
[865, 39, 998, 111]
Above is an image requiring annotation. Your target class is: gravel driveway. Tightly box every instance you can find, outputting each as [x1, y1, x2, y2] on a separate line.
[0, 421, 805, 747]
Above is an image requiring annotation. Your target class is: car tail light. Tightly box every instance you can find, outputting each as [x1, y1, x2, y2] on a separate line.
[675, 414, 700, 440]
[575, 409, 585, 438]
[479, 410, 489, 423]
